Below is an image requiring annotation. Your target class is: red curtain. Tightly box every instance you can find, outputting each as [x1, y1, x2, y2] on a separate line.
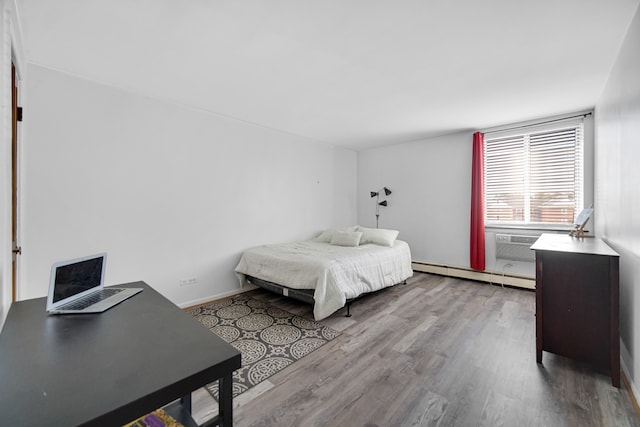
[470, 131, 485, 270]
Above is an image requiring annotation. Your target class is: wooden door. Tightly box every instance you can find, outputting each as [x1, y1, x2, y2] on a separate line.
[11, 62, 22, 301]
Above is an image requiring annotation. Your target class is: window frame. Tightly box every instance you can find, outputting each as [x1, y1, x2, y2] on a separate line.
[483, 118, 586, 230]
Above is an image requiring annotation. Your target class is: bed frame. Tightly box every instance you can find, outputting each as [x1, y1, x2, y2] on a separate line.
[246, 275, 406, 317]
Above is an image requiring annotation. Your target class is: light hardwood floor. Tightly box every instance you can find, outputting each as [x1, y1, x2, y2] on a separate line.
[191, 272, 639, 427]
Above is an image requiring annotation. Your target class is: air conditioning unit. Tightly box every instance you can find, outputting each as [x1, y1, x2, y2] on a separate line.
[495, 234, 539, 262]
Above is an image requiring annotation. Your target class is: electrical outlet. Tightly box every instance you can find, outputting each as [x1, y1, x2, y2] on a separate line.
[179, 277, 198, 286]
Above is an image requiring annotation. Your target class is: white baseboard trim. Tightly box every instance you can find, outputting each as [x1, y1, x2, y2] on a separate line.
[178, 285, 257, 309]
[178, 262, 536, 309]
[412, 261, 535, 290]
[621, 340, 640, 407]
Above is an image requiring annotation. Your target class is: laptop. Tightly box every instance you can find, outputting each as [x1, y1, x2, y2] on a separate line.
[46, 253, 142, 314]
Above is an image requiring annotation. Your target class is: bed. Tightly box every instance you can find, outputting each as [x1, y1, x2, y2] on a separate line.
[234, 226, 413, 320]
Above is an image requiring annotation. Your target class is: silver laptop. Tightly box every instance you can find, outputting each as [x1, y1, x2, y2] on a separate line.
[46, 253, 142, 314]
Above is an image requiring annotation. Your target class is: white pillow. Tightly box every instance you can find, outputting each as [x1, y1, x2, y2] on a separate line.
[358, 227, 399, 247]
[330, 231, 363, 247]
[314, 226, 359, 243]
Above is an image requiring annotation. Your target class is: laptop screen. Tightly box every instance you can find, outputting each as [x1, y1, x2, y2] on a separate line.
[46, 253, 107, 311]
[52, 257, 104, 303]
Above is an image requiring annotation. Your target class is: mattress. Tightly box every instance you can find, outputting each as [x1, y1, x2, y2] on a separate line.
[235, 239, 413, 320]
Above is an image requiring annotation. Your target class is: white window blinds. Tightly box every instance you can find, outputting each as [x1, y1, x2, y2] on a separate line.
[484, 122, 584, 226]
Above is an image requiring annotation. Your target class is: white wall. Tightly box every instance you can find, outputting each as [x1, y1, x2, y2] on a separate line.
[594, 3, 640, 396]
[21, 64, 357, 306]
[0, 0, 11, 324]
[357, 132, 473, 268]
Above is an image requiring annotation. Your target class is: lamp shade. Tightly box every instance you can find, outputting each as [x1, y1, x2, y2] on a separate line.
[370, 191, 378, 198]
[378, 200, 388, 207]
[383, 187, 392, 196]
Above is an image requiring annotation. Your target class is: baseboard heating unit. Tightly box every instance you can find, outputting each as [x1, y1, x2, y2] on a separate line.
[412, 261, 535, 290]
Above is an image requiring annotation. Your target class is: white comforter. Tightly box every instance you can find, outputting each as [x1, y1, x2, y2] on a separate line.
[235, 240, 413, 320]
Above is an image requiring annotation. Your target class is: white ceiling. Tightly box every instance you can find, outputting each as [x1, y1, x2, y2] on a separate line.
[18, 0, 640, 150]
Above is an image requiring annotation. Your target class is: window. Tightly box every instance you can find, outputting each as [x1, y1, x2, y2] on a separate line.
[484, 121, 584, 227]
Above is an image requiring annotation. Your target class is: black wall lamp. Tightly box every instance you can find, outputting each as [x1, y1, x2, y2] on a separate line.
[370, 187, 392, 228]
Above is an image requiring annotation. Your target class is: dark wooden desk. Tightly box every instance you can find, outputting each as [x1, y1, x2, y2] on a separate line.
[531, 233, 620, 387]
[0, 281, 241, 426]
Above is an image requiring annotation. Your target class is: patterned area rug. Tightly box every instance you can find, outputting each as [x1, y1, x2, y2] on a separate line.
[186, 293, 340, 400]
[123, 408, 182, 427]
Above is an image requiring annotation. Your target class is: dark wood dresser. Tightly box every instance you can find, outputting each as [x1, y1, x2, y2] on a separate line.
[531, 233, 620, 387]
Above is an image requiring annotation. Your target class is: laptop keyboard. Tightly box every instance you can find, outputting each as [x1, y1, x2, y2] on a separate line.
[59, 288, 123, 310]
